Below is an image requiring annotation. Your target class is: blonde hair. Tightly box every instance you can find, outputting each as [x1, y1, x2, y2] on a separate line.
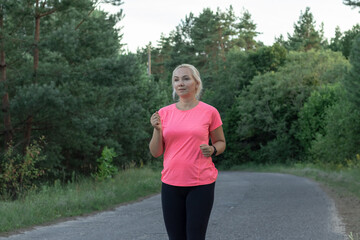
[172, 64, 203, 100]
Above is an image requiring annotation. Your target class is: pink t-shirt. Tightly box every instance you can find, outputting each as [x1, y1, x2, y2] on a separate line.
[158, 101, 222, 187]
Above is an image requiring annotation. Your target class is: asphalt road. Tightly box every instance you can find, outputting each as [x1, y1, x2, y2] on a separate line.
[1, 172, 346, 240]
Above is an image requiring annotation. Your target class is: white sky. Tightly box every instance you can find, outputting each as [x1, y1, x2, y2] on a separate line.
[99, 0, 360, 53]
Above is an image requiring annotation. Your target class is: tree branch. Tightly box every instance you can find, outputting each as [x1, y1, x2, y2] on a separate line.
[39, 8, 57, 18]
[75, 7, 96, 30]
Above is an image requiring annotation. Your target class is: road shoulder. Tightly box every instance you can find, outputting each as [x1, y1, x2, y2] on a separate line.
[320, 183, 360, 237]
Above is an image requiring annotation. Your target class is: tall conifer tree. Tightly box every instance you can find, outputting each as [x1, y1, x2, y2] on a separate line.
[343, 33, 360, 110]
[287, 7, 324, 51]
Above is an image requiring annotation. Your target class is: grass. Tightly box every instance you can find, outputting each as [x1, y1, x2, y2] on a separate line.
[349, 232, 360, 240]
[0, 167, 161, 234]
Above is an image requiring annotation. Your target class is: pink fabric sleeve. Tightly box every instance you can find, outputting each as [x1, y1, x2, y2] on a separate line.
[209, 108, 223, 131]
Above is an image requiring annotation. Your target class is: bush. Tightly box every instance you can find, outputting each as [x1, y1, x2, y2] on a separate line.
[222, 50, 349, 166]
[310, 99, 360, 165]
[92, 147, 118, 181]
[0, 137, 46, 199]
[295, 84, 341, 155]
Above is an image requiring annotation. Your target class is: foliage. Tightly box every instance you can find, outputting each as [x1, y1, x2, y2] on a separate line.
[343, 0, 360, 9]
[309, 34, 360, 166]
[343, 33, 360, 110]
[36, 54, 161, 179]
[342, 25, 360, 59]
[248, 43, 287, 74]
[329, 26, 343, 53]
[0, 166, 161, 233]
[329, 24, 360, 58]
[203, 43, 287, 118]
[1, 0, 359, 194]
[43, 9, 123, 64]
[138, 6, 262, 84]
[222, 50, 349, 165]
[349, 232, 360, 240]
[236, 9, 261, 50]
[92, 147, 118, 181]
[310, 99, 360, 165]
[295, 84, 342, 155]
[0, 0, 164, 183]
[0, 138, 46, 199]
[285, 7, 326, 51]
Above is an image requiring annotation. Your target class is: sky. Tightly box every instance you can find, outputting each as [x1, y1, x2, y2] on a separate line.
[99, 0, 360, 53]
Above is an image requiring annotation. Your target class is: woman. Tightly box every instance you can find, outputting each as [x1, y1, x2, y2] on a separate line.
[149, 64, 226, 240]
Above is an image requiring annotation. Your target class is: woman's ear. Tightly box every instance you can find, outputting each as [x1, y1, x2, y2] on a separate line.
[195, 80, 200, 88]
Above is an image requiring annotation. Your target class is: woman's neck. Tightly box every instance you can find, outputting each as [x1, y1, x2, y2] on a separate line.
[176, 98, 199, 110]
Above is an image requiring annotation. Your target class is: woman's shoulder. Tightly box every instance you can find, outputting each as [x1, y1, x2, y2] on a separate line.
[198, 101, 219, 112]
[158, 103, 176, 114]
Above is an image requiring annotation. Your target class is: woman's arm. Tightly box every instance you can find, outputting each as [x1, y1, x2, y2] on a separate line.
[149, 112, 164, 157]
[200, 126, 226, 157]
[149, 128, 164, 157]
[210, 126, 226, 156]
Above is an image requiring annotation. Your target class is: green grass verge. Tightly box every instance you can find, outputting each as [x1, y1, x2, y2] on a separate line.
[0, 167, 161, 234]
[349, 232, 360, 240]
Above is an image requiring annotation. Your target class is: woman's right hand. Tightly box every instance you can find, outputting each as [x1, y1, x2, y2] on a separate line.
[150, 111, 162, 131]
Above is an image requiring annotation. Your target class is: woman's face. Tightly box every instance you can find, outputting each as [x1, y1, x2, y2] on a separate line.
[173, 67, 199, 99]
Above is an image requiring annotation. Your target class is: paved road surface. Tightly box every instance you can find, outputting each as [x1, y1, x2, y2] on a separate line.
[0, 172, 346, 240]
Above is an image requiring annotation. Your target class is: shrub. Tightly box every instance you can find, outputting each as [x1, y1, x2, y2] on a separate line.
[310, 100, 360, 165]
[295, 84, 341, 155]
[92, 147, 118, 181]
[0, 137, 46, 199]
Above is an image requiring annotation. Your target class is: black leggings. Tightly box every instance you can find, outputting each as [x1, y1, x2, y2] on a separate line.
[161, 182, 215, 240]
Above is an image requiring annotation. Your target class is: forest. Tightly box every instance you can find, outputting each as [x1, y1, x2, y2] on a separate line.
[0, 0, 359, 199]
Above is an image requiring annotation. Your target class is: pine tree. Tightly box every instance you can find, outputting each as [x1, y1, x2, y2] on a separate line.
[236, 9, 260, 51]
[286, 7, 324, 51]
[0, 0, 33, 149]
[343, 33, 360, 110]
[329, 26, 343, 52]
[0, 3, 13, 148]
[343, 0, 360, 9]
[341, 24, 360, 58]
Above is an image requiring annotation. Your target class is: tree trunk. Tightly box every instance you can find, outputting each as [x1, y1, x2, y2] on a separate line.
[24, 1, 57, 153]
[24, 1, 41, 152]
[218, 27, 226, 62]
[33, 8, 40, 79]
[0, 6, 13, 149]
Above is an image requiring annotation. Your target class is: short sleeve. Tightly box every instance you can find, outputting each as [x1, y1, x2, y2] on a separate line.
[209, 108, 223, 132]
[158, 108, 165, 125]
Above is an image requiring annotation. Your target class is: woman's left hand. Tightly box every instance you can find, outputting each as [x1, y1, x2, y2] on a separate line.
[200, 144, 214, 158]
